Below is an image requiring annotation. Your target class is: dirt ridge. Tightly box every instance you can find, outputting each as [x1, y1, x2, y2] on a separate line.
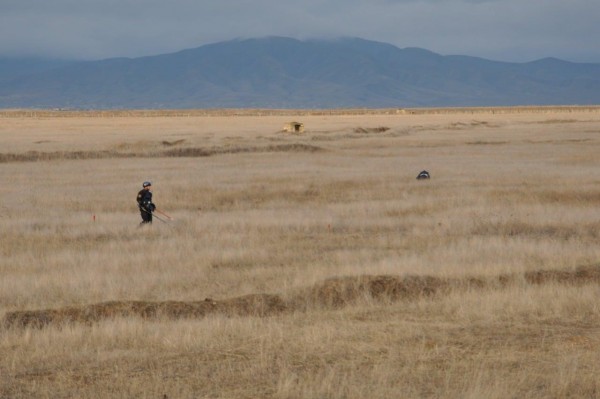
[4, 264, 600, 329]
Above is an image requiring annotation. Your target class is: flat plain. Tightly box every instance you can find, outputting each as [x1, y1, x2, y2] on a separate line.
[1, 107, 600, 398]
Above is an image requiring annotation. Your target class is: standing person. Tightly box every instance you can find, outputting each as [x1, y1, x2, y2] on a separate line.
[137, 181, 156, 224]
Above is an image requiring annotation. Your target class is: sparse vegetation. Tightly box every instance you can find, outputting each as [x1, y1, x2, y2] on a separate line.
[1, 107, 600, 398]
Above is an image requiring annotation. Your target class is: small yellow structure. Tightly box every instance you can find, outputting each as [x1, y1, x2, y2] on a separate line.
[283, 121, 304, 133]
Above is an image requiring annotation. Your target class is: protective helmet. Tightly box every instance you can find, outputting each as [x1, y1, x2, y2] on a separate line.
[143, 181, 152, 187]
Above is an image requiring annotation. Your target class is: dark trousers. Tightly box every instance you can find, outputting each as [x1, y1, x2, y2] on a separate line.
[140, 208, 152, 224]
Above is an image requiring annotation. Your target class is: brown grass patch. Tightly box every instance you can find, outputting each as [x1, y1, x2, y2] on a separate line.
[3, 295, 288, 329]
[524, 264, 600, 285]
[353, 126, 390, 134]
[472, 220, 600, 240]
[161, 139, 186, 146]
[302, 275, 448, 308]
[447, 120, 494, 130]
[0, 143, 324, 163]
[466, 140, 508, 145]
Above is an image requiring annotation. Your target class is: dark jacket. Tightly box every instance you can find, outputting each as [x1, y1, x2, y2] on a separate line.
[137, 189, 155, 211]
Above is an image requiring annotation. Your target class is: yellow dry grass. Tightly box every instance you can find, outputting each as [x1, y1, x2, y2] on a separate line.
[1, 107, 600, 398]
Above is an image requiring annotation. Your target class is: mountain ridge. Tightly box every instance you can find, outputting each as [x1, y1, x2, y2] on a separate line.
[0, 37, 599, 109]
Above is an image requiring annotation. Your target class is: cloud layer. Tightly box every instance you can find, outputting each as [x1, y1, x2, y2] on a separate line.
[1, 0, 599, 62]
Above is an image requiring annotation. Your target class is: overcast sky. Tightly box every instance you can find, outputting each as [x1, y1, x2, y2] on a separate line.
[1, 0, 599, 63]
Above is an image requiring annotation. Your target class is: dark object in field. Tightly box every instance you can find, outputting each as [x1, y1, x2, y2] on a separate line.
[416, 170, 430, 180]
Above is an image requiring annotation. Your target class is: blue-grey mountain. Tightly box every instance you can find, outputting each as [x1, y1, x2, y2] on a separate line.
[0, 37, 599, 109]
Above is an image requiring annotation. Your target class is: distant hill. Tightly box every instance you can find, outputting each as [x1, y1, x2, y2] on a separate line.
[0, 37, 599, 109]
[0, 57, 73, 84]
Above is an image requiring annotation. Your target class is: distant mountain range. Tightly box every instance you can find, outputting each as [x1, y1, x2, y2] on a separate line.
[1, 37, 599, 109]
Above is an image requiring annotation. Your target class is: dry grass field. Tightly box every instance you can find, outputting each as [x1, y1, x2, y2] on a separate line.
[1, 107, 600, 398]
